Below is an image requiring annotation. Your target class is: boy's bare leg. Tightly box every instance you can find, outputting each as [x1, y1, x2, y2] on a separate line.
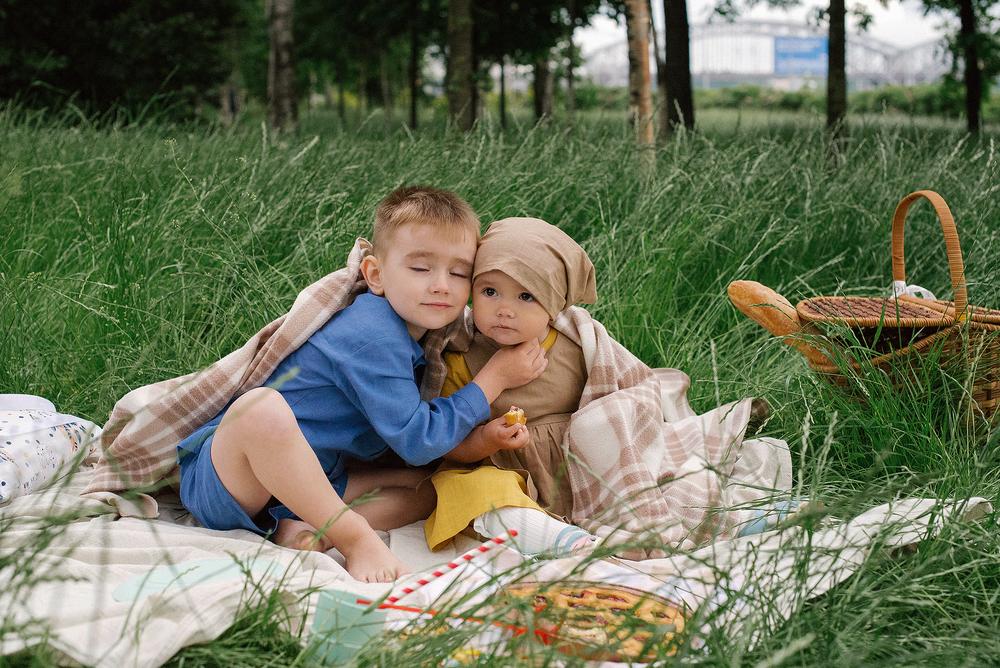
[273, 467, 435, 553]
[209, 387, 409, 583]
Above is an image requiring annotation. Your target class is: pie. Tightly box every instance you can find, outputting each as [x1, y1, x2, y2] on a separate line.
[502, 581, 686, 661]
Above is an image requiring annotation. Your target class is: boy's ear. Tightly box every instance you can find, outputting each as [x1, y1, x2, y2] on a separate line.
[360, 255, 385, 295]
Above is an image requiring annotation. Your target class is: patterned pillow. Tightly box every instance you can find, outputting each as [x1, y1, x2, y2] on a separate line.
[0, 408, 102, 504]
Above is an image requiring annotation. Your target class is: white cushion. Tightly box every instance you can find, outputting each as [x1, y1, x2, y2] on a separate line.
[0, 407, 102, 504]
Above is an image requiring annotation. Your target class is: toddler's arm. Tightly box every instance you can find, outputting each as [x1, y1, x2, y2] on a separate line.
[443, 416, 529, 463]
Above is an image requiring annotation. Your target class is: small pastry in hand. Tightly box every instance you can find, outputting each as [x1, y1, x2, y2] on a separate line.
[504, 405, 527, 426]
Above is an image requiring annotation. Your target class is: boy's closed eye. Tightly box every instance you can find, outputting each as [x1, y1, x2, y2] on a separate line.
[410, 266, 469, 278]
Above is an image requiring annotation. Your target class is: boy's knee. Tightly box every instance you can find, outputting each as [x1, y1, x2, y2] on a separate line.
[225, 387, 297, 437]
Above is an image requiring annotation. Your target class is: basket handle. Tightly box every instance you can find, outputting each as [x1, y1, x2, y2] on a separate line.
[890, 189, 968, 322]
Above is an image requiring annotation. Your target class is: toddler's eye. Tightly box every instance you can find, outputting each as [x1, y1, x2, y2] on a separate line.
[450, 271, 469, 278]
[481, 287, 497, 297]
[519, 292, 535, 302]
[410, 267, 430, 273]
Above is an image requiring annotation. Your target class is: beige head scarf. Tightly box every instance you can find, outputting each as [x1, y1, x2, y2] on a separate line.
[474, 217, 597, 319]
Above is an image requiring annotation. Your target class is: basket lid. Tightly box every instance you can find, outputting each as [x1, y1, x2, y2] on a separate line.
[906, 298, 1000, 325]
[796, 296, 955, 328]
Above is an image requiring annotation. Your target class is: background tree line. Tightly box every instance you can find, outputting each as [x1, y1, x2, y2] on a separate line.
[0, 0, 997, 137]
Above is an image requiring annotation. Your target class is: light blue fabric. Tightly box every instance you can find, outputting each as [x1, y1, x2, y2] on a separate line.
[736, 499, 804, 537]
[177, 292, 489, 533]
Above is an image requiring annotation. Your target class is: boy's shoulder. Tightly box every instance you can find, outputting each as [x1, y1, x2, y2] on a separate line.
[315, 292, 411, 352]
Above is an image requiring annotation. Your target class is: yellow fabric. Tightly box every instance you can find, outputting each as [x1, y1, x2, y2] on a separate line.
[441, 352, 473, 398]
[424, 465, 542, 551]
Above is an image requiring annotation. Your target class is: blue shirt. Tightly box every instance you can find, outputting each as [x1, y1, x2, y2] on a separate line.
[183, 293, 490, 483]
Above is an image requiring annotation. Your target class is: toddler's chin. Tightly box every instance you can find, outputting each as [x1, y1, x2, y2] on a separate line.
[488, 331, 530, 347]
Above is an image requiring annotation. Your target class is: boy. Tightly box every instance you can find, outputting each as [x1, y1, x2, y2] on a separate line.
[176, 187, 547, 583]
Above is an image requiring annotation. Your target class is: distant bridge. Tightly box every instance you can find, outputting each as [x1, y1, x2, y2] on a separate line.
[579, 19, 950, 90]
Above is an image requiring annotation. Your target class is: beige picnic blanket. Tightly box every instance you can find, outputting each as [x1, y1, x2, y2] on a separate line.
[1, 463, 991, 666]
[84, 239, 790, 555]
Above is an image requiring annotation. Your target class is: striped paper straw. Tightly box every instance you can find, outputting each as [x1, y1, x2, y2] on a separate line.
[385, 529, 517, 604]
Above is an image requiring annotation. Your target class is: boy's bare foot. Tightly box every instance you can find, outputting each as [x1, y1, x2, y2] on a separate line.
[274, 518, 332, 552]
[342, 530, 411, 583]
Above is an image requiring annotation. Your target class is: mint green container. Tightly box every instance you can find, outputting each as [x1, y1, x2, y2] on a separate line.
[308, 589, 389, 664]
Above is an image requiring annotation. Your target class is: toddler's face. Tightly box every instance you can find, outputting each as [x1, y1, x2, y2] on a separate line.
[472, 270, 551, 346]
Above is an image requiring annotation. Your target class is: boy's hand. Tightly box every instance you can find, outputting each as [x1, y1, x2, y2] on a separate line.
[480, 416, 530, 454]
[474, 339, 547, 403]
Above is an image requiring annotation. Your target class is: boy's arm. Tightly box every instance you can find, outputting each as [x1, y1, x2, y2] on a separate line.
[332, 334, 544, 466]
[335, 338, 493, 466]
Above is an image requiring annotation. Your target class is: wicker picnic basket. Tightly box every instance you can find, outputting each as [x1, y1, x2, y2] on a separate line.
[800, 190, 1000, 422]
[731, 190, 1000, 424]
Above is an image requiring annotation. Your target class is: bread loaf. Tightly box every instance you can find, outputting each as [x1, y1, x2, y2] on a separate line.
[727, 280, 831, 365]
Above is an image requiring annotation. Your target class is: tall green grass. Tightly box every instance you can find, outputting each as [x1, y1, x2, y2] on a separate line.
[2, 105, 999, 665]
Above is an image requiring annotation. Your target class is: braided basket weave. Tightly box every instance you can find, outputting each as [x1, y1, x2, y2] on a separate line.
[796, 190, 1000, 423]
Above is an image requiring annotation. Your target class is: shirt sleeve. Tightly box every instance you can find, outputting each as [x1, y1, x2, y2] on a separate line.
[333, 337, 491, 466]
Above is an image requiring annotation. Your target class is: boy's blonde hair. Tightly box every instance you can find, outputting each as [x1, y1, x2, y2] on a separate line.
[373, 186, 480, 254]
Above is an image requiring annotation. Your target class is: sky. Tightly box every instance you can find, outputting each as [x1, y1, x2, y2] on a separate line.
[577, 0, 954, 52]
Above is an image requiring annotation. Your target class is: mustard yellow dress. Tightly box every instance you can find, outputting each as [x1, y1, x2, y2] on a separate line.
[424, 328, 587, 550]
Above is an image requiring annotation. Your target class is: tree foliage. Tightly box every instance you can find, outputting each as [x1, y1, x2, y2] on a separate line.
[0, 0, 243, 118]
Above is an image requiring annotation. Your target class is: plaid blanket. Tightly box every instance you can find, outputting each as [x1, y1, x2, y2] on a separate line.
[552, 307, 792, 552]
[83, 239, 468, 500]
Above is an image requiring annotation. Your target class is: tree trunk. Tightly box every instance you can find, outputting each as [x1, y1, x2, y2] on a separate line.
[499, 57, 508, 130]
[471, 22, 482, 124]
[624, 0, 654, 149]
[337, 80, 346, 123]
[649, 0, 667, 139]
[379, 51, 393, 119]
[266, 0, 297, 134]
[409, 0, 420, 130]
[533, 56, 553, 121]
[958, 0, 982, 133]
[359, 62, 368, 118]
[322, 80, 334, 109]
[663, 0, 695, 133]
[566, 0, 577, 118]
[447, 0, 475, 131]
[826, 0, 847, 134]
[219, 78, 240, 126]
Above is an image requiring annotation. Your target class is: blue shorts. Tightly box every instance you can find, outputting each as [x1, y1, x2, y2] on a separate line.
[177, 424, 349, 537]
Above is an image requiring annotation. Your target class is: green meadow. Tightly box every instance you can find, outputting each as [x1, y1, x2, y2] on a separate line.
[2, 106, 1000, 664]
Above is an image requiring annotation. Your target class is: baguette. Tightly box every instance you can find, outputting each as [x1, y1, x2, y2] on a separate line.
[727, 280, 831, 365]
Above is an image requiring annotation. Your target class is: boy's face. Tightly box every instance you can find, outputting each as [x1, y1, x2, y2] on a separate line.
[472, 270, 551, 346]
[363, 223, 477, 340]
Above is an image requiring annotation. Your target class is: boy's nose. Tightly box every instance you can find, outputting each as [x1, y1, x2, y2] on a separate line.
[430, 272, 450, 293]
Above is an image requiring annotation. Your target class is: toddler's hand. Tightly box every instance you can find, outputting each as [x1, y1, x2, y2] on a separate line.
[480, 416, 530, 454]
